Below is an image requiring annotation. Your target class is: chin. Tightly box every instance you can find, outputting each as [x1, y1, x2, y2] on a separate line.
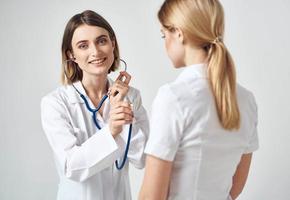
[87, 67, 108, 76]
[172, 61, 185, 68]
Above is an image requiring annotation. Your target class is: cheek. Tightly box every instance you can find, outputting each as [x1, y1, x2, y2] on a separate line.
[105, 45, 115, 66]
[165, 39, 184, 67]
[73, 51, 87, 68]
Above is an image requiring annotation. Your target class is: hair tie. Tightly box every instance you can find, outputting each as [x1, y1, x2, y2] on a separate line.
[212, 36, 223, 44]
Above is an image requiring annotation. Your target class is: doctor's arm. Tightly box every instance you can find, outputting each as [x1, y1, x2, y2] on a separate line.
[139, 155, 173, 200]
[230, 153, 252, 200]
[41, 96, 126, 182]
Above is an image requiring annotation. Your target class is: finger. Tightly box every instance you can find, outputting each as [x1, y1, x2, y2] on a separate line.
[119, 71, 131, 85]
[111, 104, 132, 113]
[113, 81, 128, 89]
[110, 113, 133, 121]
[111, 119, 133, 126]
[110, 109, 133, 119]
[110, 89, 129, 103]
[110, 87, 119, 98]
[109, 82, 128, 96]
[115, 73, 123, 82]
[114, 86, 128, 98]
[110, 106, 133, 115]
[112, 101, 131, 108]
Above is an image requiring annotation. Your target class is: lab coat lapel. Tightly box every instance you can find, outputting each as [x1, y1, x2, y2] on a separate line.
[67, 81, 86, 104]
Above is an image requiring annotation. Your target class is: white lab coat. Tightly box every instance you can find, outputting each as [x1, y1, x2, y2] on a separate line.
[145, 63, 258, 200]
[41, 78, 149, 200]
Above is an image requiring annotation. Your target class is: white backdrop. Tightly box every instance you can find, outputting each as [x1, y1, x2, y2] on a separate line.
[1, 0, 289, 199]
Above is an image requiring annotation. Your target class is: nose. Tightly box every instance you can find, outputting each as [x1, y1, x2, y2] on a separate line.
[90, 43, 100, 57]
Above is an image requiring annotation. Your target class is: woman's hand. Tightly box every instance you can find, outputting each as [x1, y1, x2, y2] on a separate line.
[109, 71, 133, 137]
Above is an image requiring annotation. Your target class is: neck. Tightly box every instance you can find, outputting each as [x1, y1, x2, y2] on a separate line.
[184, 46, 207, 66]
[81, 74, 108, 100]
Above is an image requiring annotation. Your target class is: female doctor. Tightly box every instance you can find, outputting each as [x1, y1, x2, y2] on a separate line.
[139, 0, 258, 200]
[41, 10, 149, 200]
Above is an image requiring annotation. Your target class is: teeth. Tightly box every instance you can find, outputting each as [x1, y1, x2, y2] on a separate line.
[90, 58, 106, 64]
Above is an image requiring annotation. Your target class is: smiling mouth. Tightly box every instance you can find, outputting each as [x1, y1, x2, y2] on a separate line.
[89, 58, 107, 65]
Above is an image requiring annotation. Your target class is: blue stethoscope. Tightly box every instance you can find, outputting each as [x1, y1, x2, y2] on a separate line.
[65, 59, 132, 170]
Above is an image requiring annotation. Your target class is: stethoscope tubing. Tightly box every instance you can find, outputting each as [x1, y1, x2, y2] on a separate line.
[64, 59, 132, 170]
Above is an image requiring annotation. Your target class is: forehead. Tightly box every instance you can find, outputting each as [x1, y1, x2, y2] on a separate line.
[72, 24, 110, 44]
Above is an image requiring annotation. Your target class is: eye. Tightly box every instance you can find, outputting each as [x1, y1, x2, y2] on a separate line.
[78, 43, 88, 49]
[98, 37, 108, 45]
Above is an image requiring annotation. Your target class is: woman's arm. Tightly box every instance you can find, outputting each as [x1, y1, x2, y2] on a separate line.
[230, 153, 252, 200]
[139, 155, 173, 200]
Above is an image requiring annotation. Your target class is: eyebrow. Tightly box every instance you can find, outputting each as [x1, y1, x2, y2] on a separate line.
[75, 34, 109, 46]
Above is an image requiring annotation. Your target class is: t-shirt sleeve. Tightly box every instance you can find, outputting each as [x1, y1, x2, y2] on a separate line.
[144, 85, 184, 161]
[244, 92, 259, 154]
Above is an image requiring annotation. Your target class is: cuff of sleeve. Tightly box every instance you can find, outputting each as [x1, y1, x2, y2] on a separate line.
[144, 142, 177, 162]
[114, 133, 127, 158]
[244, 142, 259, 154]
[69, 125, 119, 171]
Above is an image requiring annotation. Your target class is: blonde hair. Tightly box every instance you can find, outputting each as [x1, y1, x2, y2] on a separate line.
[158, 0, 240, 130]
[60, 10, 120, 85]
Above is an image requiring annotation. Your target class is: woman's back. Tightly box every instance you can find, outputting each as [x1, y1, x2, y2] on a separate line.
[145, 64, 258, 200]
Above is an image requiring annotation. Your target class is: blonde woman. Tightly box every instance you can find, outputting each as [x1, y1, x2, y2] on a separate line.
[139, 0, 258, 200]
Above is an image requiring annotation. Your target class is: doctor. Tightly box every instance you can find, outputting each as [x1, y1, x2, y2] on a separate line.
[139, 0, 258, 200]
[41, 10, 149, 200]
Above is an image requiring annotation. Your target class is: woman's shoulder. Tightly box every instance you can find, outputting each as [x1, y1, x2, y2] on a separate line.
[155, 81, 192, 104]
[41, 85, 72, 107]
[153, 83, 180, 107]
[236, 84, 257, 112]
[237, 84, 256, 101]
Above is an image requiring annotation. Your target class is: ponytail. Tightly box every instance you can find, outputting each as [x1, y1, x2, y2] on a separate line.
[157, 0, 240, 130]
[207, 39, 240, 130]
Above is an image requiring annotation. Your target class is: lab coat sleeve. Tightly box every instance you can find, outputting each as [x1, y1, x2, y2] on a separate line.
[144, 85, 184, 162]
[117, 89, 149, 169]
[41, 95, 121, 182]
[244, 92, 259, 153]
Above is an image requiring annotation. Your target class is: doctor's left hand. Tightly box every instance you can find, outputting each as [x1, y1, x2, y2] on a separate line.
[108, 71, 132, 137]
[109, 71, 131, 102]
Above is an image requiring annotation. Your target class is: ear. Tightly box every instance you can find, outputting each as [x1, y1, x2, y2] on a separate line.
[175, 27, 185, 44]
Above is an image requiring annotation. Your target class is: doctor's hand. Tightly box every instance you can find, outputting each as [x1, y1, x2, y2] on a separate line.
[108, 71, 132, 137]
[109, 101, 133, 137]
[108, 71, 131, 102]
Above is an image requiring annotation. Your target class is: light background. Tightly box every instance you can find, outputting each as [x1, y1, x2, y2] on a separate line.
[1, 0, 290, 199]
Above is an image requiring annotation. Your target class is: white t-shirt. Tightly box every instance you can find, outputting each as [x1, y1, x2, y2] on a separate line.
[145, 63, 258, 200]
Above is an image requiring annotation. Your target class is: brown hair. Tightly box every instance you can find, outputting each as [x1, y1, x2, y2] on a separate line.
[61, 10, 120, 84]
[158, 0, 240, 130]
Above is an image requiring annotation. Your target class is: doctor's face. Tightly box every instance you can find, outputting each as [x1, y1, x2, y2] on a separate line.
[161, 27, 185, 68]
[71, 24, 115, 77]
